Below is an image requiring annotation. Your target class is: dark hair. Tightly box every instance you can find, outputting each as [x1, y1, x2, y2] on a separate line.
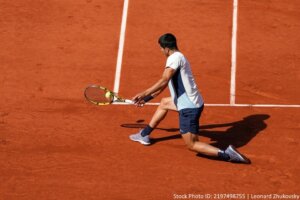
[158, 33, 178, 50]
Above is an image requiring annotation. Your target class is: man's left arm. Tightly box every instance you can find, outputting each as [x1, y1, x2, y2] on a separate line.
[132, 67, 176, 104]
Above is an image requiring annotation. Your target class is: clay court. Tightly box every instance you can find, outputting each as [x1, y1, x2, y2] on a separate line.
[0, 0, 299, 199]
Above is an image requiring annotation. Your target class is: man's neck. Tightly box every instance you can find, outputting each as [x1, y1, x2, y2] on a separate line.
[168, 49, 178, 56]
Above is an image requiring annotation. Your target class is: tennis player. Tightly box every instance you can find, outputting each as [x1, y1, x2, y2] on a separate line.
[130, 33, 250, 164]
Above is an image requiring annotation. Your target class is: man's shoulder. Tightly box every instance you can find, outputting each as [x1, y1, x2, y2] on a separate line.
[168, 51, 185, 60]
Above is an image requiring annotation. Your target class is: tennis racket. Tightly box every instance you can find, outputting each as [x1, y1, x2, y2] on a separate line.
[84, 85, 133, 105]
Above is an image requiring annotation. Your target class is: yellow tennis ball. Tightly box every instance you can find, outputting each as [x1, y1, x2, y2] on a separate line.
[105, 91, 111, 98]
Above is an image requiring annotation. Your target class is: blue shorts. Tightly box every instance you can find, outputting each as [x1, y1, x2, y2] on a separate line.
[178, 105, 204, 134]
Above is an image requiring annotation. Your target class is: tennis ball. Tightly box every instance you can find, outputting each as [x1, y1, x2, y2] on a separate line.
[105, 91, 112, 98]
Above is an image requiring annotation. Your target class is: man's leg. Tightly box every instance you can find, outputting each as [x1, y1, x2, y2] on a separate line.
[148, 97, 177, 128]
[129, 97, 177, 145]
[181, 133, 251, 163]
[179, 107, 249, 163]
[181, 133, 219, 156]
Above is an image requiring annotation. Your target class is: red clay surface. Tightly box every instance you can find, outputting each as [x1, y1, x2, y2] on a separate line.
[236, 0, 300, 104]
[0, 0, 299, 200]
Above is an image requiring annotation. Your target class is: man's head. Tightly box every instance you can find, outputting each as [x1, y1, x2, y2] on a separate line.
[158, 33, 178, 56]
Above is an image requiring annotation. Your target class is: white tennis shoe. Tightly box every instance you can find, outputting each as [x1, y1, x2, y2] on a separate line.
[225, 145, 251, 164]
[129, 131, 151, 145]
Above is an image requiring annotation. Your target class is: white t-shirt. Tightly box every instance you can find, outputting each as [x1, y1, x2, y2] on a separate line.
[166, 51, 204, 110]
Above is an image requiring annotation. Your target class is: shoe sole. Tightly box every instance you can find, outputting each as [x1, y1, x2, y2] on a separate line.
[228, 145, 251, 164]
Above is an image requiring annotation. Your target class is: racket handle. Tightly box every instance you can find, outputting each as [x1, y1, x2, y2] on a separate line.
[125, 99, 134, 104]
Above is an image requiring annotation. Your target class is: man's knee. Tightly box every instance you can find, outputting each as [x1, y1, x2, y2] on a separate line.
[185, 141, 196, 151]
[159, 98, 170, 108]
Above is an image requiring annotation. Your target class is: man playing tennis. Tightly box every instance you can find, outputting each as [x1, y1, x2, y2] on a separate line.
[130, 33, 250, 164]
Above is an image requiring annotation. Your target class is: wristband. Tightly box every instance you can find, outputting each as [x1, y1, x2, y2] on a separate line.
[143, 95, 154, 102]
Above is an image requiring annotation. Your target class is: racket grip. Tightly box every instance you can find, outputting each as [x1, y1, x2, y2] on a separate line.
[125, 99, 134, 104]
[143, 95, 154, 102]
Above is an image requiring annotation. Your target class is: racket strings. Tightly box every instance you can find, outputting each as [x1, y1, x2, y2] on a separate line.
[85, 87, 113, 104]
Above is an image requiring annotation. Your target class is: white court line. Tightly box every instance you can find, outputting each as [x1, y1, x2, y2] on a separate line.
[113, 102, 300, 108]
[230, 0, 238, 105]
[113, 0, 129, 93]
[206, 104, 300, 108]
